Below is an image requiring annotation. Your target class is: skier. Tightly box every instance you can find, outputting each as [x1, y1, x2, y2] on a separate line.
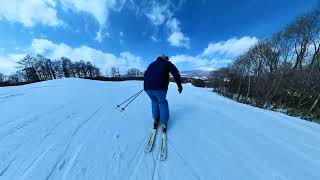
[144, 54, 183, 134]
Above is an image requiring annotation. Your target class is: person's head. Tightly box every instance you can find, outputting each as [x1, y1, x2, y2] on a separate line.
[157, 53, 169, 61]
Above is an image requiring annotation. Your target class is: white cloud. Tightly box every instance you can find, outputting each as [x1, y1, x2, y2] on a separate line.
[0, 38, 143, 75]
[30, 39, 142, 74]
[0, 54, 26, 74]
[145, 3, 170, 26]
[60, 0, 111, 26]
[167, 31, 190, 48]
[170, 54, 230, 71]
[145, 2, 190, 48]
[60, 0, 126, 42]
[166, 17, 180, 32]
[166, 17, 190, 48]
[31, 38, 57, 54]
[117, 52, 142, 71]
[150, 35, 159, 42]
[202, 36, 258, 58]
[169, 36, 258, 70]
[95, 30, 110, 43]
[0, 0, 62, 27]
[171, 54, 206, 68]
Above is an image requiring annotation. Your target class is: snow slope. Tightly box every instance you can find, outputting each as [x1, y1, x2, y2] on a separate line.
[0, 78, 320, 180]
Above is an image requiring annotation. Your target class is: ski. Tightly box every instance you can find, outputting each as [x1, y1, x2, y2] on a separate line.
[144, 128, 157, 153]
[159, 132, 167, 161]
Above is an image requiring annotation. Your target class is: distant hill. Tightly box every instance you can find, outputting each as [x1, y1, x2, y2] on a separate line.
[181, 70, 211, 78]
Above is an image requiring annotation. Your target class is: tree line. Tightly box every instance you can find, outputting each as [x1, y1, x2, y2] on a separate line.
[0, 55, 100, 84]
[0, 55, 144, 86]
[209, 8, 320, 121]
[107, 67, 143, 78]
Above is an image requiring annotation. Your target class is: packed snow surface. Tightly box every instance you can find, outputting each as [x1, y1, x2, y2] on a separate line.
[0, 78, 320, 180]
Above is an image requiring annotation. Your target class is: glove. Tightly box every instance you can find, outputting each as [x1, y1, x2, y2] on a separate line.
[178, 86, 183, 94]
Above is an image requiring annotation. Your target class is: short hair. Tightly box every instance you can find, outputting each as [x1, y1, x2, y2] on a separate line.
[156, 56, 163, 61]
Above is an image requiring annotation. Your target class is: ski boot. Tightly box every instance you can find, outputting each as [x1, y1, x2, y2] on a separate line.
[153, 118, 160, 129]
[161, 123, 167, 134]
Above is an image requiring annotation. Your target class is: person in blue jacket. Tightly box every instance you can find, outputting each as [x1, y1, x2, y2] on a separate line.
[144, 54, 183, 134]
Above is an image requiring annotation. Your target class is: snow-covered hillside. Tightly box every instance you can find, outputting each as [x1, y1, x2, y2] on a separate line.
[0, 78, 320, 180]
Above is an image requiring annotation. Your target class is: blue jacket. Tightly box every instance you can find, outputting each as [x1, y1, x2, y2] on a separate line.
[144, 57, 182, 90]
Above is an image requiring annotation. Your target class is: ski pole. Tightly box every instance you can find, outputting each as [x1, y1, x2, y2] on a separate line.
[115, 89, 144, 111]
[119, 90, 143, 112]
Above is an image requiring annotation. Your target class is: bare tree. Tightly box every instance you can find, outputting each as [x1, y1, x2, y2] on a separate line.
[0, 73, 4, 82]
[110, 67, 120, 77]
[126, 68, 143, 77]
[61, 57, 72, 78]
[209, 7, 320, 121]
[17, 55, 39, 82]
[284, 13, 313, 70]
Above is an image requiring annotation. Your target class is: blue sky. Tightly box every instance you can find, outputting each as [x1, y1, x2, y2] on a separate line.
[0, 0, 318, 74]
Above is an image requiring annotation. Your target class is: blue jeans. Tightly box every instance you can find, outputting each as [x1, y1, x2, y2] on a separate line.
[145, 90, 169, 125]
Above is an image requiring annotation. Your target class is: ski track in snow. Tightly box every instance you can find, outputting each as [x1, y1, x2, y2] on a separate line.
[0, 78, 320, 180]
[0, 101, 79, 176]
[127, 135, 147, 180]
[168, 141, 201, 180]
[45, 105, 105, 180]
